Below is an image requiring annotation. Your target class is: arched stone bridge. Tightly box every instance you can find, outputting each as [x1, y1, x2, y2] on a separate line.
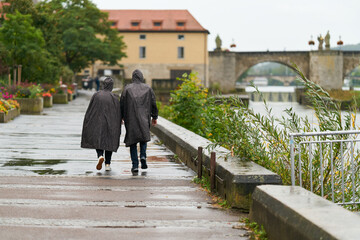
[209, 51, 360, 92]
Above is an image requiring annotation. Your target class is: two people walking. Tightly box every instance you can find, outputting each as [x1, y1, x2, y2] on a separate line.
[80, 69, 158, 173]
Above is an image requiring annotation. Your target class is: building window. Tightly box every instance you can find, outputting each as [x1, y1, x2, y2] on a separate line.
[111, 21, 116, 26]
[153, 21, 162, 27]
[139, 46, 146, 58]
[178, 35, 185, 40]
[131, 21, 140, 27]
[139, 34, 146, 40]
[178, 47, 184, 59]
[176, 21, 185, 27]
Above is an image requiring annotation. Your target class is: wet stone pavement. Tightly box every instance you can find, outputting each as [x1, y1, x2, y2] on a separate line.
[0, 90, 248, 239]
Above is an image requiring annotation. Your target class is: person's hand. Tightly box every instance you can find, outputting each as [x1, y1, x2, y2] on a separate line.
[152, 119, 157, 126]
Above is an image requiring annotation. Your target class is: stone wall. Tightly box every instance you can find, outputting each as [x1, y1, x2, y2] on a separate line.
[309, 51, 344, 90]
[208, 52, 236, 93]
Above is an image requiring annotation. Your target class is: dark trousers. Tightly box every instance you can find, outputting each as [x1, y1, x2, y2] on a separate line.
[129, 142, 147, 168]
[96, 149, 112, 164]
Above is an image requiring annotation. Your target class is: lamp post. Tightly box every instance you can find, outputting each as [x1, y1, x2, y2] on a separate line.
[13, 65, 17, 87]
[17, 65, 22, 85]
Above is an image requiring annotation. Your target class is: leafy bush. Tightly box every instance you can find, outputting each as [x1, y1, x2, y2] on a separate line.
[159, 68, 360, 210]
[15, 83, 43, 99]
[168, 72, 208, 135]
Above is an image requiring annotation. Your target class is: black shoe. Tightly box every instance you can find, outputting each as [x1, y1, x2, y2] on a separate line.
[131, 167, 139, 173]
[140, 159, 148, 169]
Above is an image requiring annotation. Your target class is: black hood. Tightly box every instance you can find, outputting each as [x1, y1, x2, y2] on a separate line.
[132, 69, 144, 83]
[103, 77, 114, 91]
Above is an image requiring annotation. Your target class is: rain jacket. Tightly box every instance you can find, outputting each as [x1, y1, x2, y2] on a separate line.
[120, 69, 158, 147]
[81, 77, 121, 152]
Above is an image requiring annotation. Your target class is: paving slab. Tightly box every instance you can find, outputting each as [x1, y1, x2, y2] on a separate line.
[0, 90, 248, 239]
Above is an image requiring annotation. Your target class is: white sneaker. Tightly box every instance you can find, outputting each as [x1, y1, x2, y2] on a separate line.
[105, 164, 111, 171]
[96, 156, 104, 170]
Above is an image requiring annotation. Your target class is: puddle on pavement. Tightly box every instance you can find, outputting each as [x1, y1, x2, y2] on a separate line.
[147, 155, 175, 162]
[32, 168, 66, 175]
[2, 158, 66, 167]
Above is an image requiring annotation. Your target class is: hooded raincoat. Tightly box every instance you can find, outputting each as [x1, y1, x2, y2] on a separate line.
[120, 69, 158, 147]
[81, 77, 121, 152]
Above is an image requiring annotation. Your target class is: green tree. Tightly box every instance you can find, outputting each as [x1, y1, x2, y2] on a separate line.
[0, 11, 59, 83]
[37, 0, 126, 73]
[2, 0, 37, 16]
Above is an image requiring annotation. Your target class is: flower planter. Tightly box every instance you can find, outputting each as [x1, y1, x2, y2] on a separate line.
[0, 108, 20, 123]
[53, 94, 68, 104]
[43, 96, 53, 108]
[15, 98, 43, 114]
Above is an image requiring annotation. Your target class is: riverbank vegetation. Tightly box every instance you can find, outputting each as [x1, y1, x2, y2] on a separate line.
[158, 67, 360, 211]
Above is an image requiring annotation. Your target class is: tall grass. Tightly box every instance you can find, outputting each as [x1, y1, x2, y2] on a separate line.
[160, 68, 359, 210]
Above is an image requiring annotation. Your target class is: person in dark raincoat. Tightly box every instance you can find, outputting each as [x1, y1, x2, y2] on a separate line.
[120, 69, 158, 173]
[81, 77, 121, 171]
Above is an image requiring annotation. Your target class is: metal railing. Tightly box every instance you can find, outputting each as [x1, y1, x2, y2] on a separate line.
[290, 130, 360, 207]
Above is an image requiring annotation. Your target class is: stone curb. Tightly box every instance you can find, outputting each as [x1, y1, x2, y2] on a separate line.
[249, 185, 360, 240]
[151, 116, 282, 211]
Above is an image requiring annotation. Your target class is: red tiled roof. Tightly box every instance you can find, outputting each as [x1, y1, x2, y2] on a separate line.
[102, 10, 209, 33]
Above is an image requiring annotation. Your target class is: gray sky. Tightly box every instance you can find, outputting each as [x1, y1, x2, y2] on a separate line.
[91, 0, 360, 52]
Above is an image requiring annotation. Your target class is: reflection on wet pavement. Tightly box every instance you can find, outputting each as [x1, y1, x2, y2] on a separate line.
[0, 90, 193, 179]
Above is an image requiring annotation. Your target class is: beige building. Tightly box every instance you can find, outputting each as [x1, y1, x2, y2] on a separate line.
[84, 10, 209, 88]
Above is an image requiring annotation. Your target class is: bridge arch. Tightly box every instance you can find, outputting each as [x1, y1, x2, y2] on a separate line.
[209, 51, 360, 93]
[235, 52, 310, 82]
[238, 62, 299, 86]
[343, 52, 360, 77]
[237, 61, 297, 81]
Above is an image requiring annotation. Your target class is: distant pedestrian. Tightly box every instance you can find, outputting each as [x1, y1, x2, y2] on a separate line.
[81, 77, 121, 171]
[120, 69, 158, 173]
[95, 76, 100, 91]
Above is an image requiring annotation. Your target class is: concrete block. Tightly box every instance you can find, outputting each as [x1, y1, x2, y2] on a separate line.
[0, 108, 20, 123]
[43, 96, 53, 108]
[53, 94, 68, 104]
[151, 116, 282, 210]
[15, 98, 43, 114]
[250, 185, 360, 240]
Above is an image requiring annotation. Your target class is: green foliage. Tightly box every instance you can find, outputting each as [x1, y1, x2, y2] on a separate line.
[168, 72, 208, 135]
[36, 0, 126, 73]
[15, 83, 43, 99]
[192, 176, 210, 192]
[0, 11, 60, 83]
[159, 68, 360, 210]
[2, 0, 36, 16]
[241, 218, 268, 240]
[60, 66, 74, 85]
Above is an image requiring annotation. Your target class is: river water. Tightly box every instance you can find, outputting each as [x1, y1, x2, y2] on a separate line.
[246, 86, 360, 130]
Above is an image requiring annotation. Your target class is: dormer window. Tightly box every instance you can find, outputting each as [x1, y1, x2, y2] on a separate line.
[131, 21, 140, 27]
[176, 21, 185, 27]
[153, 21, 162, 27]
